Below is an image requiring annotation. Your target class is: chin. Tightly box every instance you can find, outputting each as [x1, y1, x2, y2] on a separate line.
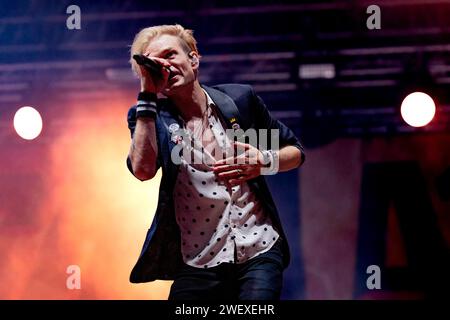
[163, 79, 190, 96]
[163, 83, 180, 96]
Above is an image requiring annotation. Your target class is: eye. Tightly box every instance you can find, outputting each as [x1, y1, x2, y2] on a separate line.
[165, 51, 175, 59]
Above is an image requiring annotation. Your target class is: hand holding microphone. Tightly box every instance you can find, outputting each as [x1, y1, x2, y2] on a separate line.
[133, 54, 171, 94]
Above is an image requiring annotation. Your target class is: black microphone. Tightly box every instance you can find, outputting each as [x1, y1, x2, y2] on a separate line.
[133, 54, 168, 77]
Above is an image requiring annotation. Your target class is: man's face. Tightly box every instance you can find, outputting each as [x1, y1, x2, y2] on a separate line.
[143, 34, 198, 96]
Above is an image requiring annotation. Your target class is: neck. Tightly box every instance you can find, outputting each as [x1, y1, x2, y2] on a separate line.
[169, 81, 206, 121]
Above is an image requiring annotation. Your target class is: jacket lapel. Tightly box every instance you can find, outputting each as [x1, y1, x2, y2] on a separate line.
[203, 85, 244, 130]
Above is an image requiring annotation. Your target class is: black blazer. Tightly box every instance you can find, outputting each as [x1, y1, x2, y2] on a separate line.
[126, 84, 305, 283]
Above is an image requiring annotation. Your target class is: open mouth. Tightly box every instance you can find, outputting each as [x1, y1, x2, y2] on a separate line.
[168, 73, 179, 82]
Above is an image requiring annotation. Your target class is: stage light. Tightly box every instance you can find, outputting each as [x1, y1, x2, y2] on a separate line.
[299, 64, 335, 79]
[13, 106, 43, 140]
[400, 92, 436, 127]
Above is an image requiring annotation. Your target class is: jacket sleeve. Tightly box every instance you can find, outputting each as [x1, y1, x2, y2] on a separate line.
[126, 106, 162, 176]
[250, 88, 305, 164]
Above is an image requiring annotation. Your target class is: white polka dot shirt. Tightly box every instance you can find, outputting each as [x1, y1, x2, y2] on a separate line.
[173, 90, 279, 269]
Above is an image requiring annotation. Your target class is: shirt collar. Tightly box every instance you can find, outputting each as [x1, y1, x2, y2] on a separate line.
[202, 88, 216, 108]
[176, 89, 216, 126]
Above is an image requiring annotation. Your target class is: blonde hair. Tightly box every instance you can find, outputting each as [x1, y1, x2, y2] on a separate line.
[129, 24, 199, 75]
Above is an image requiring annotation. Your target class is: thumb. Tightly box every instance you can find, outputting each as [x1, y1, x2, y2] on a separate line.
[233, 141, 249, 149]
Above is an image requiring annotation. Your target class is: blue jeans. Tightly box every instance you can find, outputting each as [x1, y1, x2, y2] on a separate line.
[168, 239, 284, 300]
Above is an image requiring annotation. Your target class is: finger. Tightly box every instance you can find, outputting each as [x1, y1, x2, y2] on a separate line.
[213, 164, 251, 174]
[151, 57, 171, 68]
[228, 174, 251, 186]
[215, 153, 250, 166]
[217, 169, 246, 179]
[160, 66, 170, 81]
[154, 66, 171, 90]
[213, 165, 230, 173]
[229, 170, 260, 185]
[233, 141, 250, 150]
[215, 156, 236, 166]
[217, 171, 241, 180]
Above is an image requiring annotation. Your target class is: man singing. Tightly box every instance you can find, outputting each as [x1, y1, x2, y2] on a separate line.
[126, 24, 305, 300]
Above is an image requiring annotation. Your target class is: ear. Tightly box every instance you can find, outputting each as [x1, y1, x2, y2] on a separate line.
[189, 52, 199, 68]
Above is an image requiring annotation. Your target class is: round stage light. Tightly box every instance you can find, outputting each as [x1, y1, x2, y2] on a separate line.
[400, 92, 436, 127]
[13, 106, 43, 140]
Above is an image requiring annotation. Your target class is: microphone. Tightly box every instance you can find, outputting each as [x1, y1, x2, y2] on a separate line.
[133, 54, 169, 77]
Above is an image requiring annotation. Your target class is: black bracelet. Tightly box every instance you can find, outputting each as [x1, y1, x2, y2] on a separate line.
[136, 91, 157, 119]
[136, 110, 156, 119]
[136, 104, 157, 119]
[137, 91, 157, 102]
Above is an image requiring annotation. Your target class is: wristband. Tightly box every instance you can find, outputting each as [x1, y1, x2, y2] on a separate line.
[136, 92, 157, 119]
[137, 91, 157, 102]
[136, 109, 156, 119]
[260, 150, 279, 175]
[260, 150, 272, 167]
